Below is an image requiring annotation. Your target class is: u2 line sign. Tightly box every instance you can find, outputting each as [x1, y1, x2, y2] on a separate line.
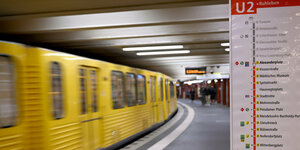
[230, 0, 300, 150]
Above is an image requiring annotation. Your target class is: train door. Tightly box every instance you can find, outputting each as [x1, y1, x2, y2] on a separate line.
[150, 76, 157, 124]
[165, 79, 170, 115]
[158, 77, 165, 121]
[79, 67, 101, 150]
[169, 81, 175, 112]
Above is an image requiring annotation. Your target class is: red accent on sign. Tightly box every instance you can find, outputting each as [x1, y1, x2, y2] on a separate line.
[232, 0, 257, 15]
[235, 61, 239, 65]
[232, 0, 300, 15]
[257, 0, 300, 8]
[241, 108, 244, 112]
[254, 120, 256, 150]
[252, 64, 258, 150]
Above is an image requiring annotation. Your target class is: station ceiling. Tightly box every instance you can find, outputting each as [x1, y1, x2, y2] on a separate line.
[0, 0, 229, 81]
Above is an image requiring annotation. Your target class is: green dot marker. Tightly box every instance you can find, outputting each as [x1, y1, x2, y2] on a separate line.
[240, 121, 245, 127]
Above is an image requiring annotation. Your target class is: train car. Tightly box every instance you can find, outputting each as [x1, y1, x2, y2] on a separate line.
[0, 41, 177, 150]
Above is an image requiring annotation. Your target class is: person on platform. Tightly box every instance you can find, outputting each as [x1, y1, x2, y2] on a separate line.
[186, 89, 190, 100]
[200, 87, 206, 105]
[190, 88, 195, 103]
[204, 87, 211, 104]
[210, 85, 217, 104]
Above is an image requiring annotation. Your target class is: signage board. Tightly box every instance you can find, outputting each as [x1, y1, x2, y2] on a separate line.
[185, 67, 206, 75]
[231, 0, 300, 150]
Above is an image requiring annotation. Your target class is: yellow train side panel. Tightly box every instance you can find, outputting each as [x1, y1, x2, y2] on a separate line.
[37, 49, 96, 150]
[101, 65, 152, 148]
[22, 48, 47, 150]
[0, 42, 27, 150]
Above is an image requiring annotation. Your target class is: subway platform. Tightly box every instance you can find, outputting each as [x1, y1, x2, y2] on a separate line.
[121, 99, 230, 150]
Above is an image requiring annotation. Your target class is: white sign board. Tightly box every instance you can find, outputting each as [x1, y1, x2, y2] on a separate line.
[231, 0, 300, 150]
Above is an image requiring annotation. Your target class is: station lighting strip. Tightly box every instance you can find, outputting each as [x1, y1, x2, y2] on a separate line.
[123, 45, 184, 51]
[136, 50, 190, 56]
[184, 80, 204, 85]
[221, 43, 230, 47]
[221, 43, 230, 52]
[184, 79, 220, 85]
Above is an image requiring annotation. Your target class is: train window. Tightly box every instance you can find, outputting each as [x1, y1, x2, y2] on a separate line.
[111, 71, 124, 109]
[150, 76, 156, 102]
[170, 81, 175, 99]
[165, 80, 169, 100]
[0, 56, 17, 128]
[90, 70, 98, 112]
[160, 77, 163, 101]
[50, 62, 64, 119]
[125, 73, 137, 107]
[137, 75, 146, 105]
[79, 68, 87, 114]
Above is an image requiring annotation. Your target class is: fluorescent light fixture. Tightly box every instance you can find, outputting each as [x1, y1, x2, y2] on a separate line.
[221, 43, 230, 47]
[136, 50, 190, 56]
[184, 80, 204, 85]
[225, 48, 230, 52]
[123, 45, 183, 51]
[184, 81, 192, 85]
[192, 80, 204, 84]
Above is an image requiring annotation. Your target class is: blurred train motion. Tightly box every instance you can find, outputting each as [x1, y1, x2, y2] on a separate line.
[0, 41, 177, 150]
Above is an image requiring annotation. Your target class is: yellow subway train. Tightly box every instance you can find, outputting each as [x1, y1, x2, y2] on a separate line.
[0, 41, 177, 150]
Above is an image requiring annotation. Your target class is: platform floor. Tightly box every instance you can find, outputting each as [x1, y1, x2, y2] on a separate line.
[165, 99, 230, 150]
[121, 98, 230, 150]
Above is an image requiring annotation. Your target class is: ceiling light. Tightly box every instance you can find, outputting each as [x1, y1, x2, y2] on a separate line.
[123, 45, 184, 51]
[136, 50, 190, 56]
[191, 80, 204, 84]
[221, 43, 230, 47]
[225, 48, 230, 52]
